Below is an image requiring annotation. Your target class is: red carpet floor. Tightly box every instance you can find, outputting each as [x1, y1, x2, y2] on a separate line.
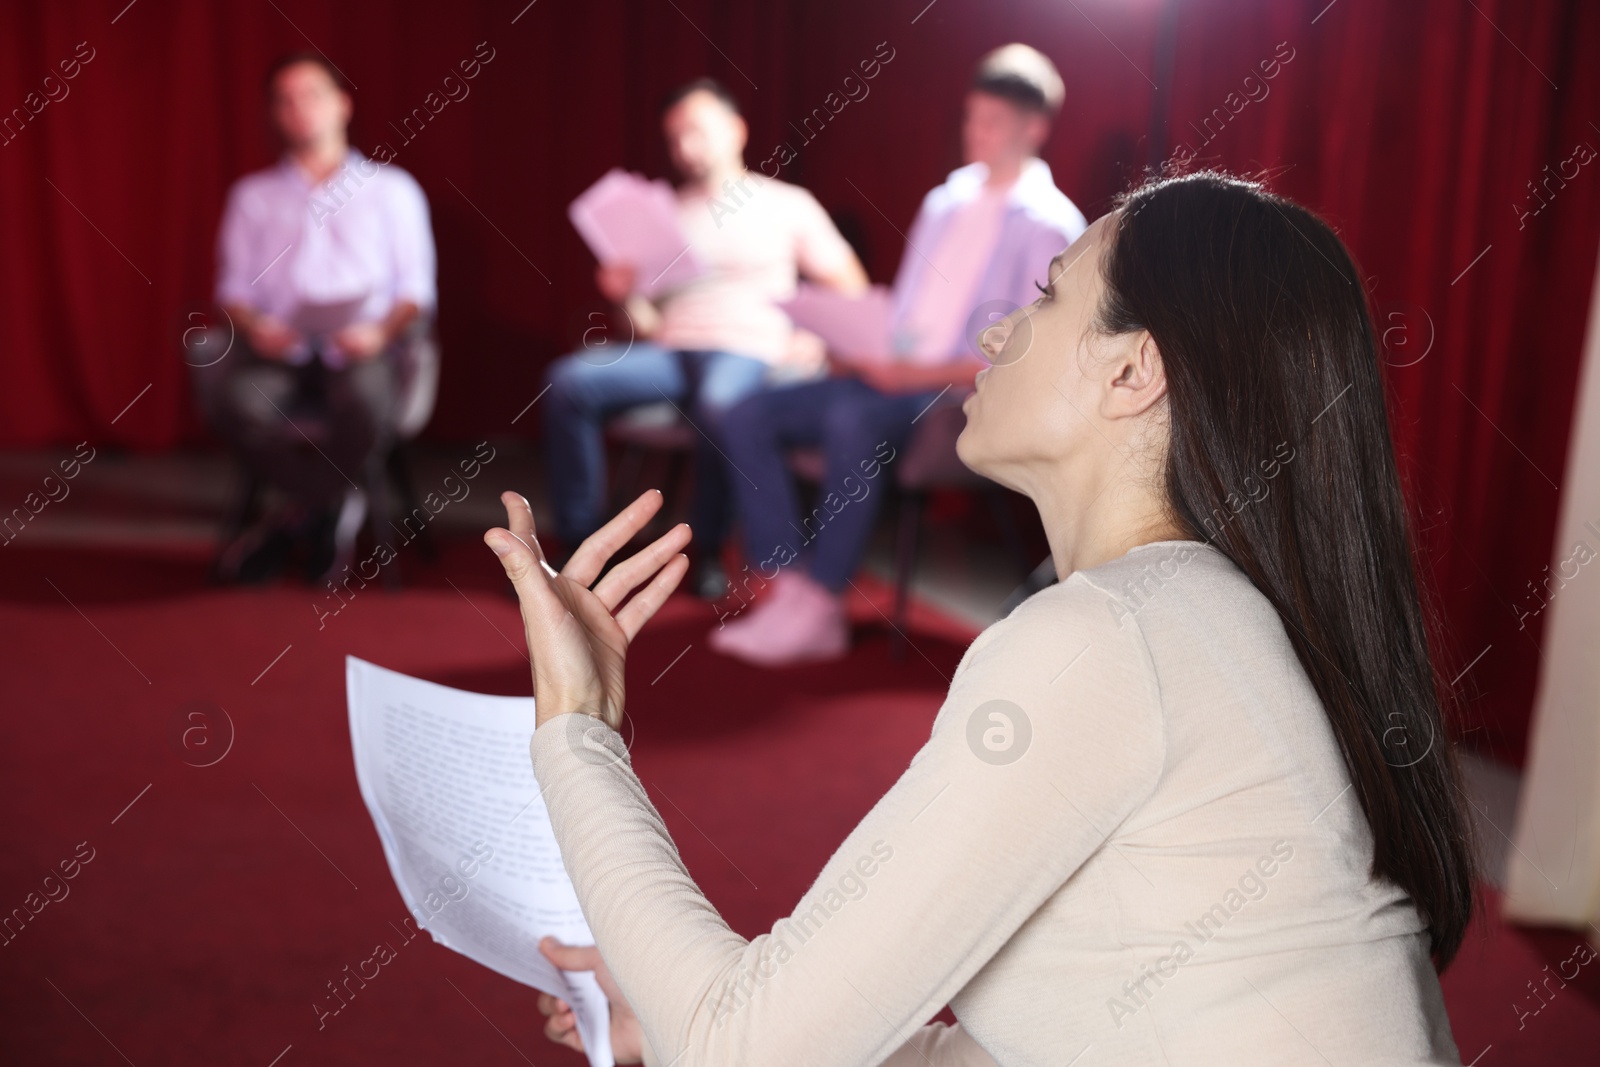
[2, 540, 1597, 1065]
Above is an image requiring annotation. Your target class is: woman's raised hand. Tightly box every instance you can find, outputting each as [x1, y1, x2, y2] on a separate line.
[484, 489, 691, 730]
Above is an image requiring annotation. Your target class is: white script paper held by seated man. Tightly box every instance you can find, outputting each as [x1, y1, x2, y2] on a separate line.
[346, 656, 615, 1067]
[569, 168, 706, 299]
[779, 284, 896, 366]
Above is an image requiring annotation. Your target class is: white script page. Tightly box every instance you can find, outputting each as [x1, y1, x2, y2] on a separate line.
[568, 168, 704, 298]
[780, 284, 895, 364]
[347, 656, 613, 1067]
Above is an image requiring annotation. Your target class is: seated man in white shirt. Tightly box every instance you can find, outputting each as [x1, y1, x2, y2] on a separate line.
[194, 53, 437, 583]
[542, 79, 867, 597]
[711, 44, 1088, 666]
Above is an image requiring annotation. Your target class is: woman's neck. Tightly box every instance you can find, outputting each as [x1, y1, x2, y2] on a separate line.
[1032, 469, 1189, 580]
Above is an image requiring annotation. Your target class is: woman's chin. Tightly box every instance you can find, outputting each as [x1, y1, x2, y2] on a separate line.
[954, 425, 985, 477]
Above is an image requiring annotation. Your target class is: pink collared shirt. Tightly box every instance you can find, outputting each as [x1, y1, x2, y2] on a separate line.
[656, 174, 857, 365]
[215, 149, 436, 364]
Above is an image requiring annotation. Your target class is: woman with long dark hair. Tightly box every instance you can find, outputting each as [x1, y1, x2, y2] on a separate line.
[484, 170, 1477, 1065]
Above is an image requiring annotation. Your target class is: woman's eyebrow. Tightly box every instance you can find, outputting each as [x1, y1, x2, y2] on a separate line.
[1049, 244, 1092, 286]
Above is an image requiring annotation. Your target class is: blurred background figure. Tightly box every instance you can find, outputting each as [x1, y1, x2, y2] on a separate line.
[193, 53, 436, 584]
[710, 44, 1085, 666]
[540, 78, 866, 597]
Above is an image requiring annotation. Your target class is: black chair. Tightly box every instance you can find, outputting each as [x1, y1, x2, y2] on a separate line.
[604, 400, 698, 541]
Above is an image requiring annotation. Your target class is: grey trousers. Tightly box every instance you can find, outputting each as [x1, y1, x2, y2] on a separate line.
[188, 327, 409, 511]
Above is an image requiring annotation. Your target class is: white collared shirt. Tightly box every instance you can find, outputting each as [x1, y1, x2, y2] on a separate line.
[889, 158, 1087, 366]
[215, 148, 436, 360]
[895, 178, 1014, 365]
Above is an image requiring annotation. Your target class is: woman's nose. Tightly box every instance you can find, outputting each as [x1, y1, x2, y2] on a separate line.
[979, 306, 1031, 365]
[977, 312, 1014, 364]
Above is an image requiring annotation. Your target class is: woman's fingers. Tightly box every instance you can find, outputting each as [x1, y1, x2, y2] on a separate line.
[490, 493, 542, 569]
[499, 491, 541, 558]
[615, 553, 691, 642]
[544, 1011, 584, 1053]
[537, 985, 583, 1051]
[536, 936, 599, 1053]
[495, 491, 559, 579]
[485, 495, 567, 633]
[540, 936, 603, 971]
[592, 522, 693, 612]
[485, 526, 560, 623]
[563, 490, 665, 588]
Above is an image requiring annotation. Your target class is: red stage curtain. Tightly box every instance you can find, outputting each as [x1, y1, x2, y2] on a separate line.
[0, 0, 1595, 762]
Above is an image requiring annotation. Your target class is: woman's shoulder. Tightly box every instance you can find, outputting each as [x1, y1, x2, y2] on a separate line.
[964, 540, 1231, 646]
[946, 552, 1180, 714]
[946, 540, 1253, 710]
[1065, 538, 1259, 633]
[926, 548, 1171, 784]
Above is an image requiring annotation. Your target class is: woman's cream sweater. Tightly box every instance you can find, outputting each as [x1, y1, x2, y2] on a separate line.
[530, 541, 1461, 1066]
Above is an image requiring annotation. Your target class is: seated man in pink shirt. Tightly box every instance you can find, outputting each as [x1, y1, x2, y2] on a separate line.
[711, 45, 1087, 665]
[194, 53, 436, 584]
[542, 79, 867, 596]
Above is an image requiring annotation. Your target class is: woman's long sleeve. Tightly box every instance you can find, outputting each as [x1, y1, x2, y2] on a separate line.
[530, 576, 1166, 1066]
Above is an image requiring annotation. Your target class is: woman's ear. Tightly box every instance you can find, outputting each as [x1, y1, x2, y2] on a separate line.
[1101, 332, 1167, 420]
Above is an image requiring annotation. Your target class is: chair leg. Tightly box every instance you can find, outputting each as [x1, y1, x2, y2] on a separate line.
[364, 447, 402, 593]
[891, 490, 926, 661]
[210, 468, 263, 584]
[663, 449, 693, 540]
[387, 443, 437, 562]
[610, 444, 646, 517]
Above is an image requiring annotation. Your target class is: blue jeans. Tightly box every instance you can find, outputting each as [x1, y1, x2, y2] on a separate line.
[721, 377, 940, 591]
[541, 342, 769, 548]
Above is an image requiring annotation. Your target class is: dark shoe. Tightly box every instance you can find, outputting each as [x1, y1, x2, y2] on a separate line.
[693, 557, 729, 601]
[229, 524, 295, 584]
